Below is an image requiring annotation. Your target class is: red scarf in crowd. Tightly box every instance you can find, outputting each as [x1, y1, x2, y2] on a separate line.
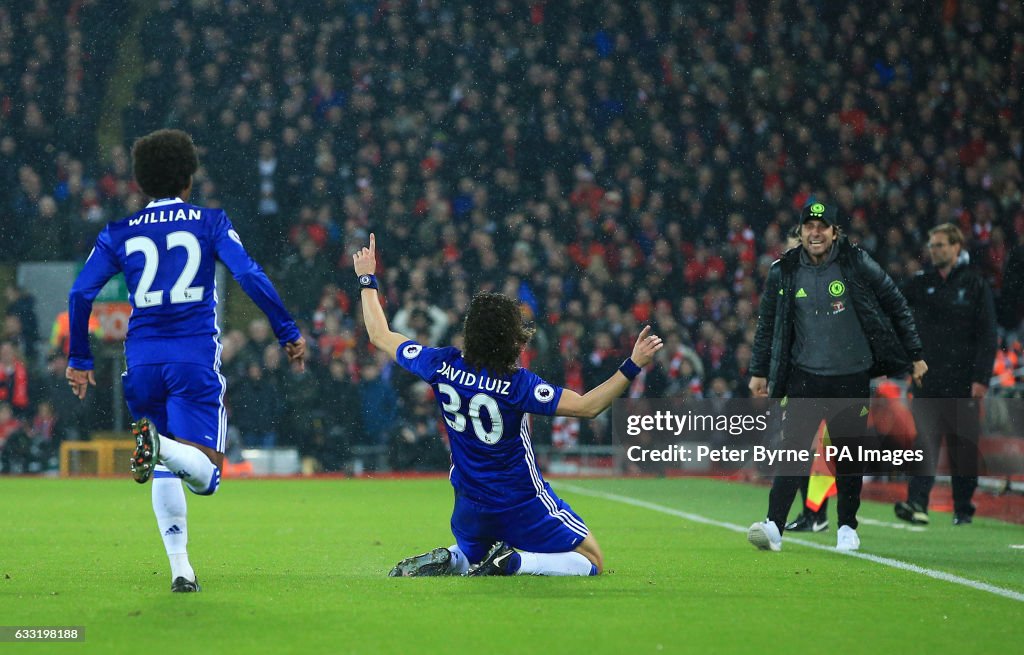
[0, 360, 29, 410]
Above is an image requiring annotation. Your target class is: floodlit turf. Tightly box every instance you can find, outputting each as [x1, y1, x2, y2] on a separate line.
[1, 477, 1022, 654]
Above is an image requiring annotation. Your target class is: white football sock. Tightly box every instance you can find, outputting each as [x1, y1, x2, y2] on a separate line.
[157, 434, 219, 494]
[515, 551, 595, 576]
[152, 467, 195, 582]
[447, 545, 469, 575]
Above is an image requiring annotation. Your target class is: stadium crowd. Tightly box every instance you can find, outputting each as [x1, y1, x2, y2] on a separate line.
[2, 0, 1024, 473]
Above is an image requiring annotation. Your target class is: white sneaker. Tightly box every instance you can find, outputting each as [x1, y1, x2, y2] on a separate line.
[747, 520, 782, 551]
[836, 525, 860, 551]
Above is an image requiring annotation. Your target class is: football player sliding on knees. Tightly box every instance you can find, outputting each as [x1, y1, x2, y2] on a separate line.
[354, 233, 662, 577]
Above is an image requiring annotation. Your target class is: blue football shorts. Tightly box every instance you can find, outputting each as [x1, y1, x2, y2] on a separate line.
[122, 362, 226, 452]
[451, 482, 590, 563]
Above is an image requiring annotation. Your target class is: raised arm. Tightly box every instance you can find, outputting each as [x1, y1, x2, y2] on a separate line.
[555, 326, 663, 418]
[353, 233, 411, 360]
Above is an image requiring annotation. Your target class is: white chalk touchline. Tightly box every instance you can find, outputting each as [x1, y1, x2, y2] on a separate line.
[556, 483, 1024, 603]
[858, 517, 927, 532]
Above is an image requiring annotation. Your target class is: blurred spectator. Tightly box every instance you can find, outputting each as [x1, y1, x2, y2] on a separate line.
[242, 319, 275, 368]
[280, 347, 321, 451]
[359, 362, 398, 447]
[388, 385, 449, 472]
[34, 351, 87, 442]
[583, 332, 621, 389]
[0, 401, 29, 474]
[278, 238, 332, 321]
[0, 342, 30, 417]
[1002, 239, 1024, 338]
[232, 360, 283, 449]
[392, 299, 451, 347]
[5, 285, 40, 360]
[316, 313, 356, 365]
[27, 400, 58, 472]
[314, 359, 363, 472]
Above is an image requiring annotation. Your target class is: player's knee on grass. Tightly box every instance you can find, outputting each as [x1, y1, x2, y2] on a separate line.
[583, 553, 603, 575]
[575, 534, 604, 574]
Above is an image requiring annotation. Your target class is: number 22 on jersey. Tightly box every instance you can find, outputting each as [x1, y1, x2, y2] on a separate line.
[125, 231, 204, 308]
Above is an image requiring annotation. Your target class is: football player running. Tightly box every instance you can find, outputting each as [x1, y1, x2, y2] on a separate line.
[67, 129, 305, 591]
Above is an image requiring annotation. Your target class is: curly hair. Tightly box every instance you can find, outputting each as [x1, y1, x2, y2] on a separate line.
[462, 293, 535, 377]
[131, 129, 199, 199]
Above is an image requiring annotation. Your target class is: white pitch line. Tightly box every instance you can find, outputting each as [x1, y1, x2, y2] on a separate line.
[858, 517, 927, 532]
[556, 483, 1024, 603]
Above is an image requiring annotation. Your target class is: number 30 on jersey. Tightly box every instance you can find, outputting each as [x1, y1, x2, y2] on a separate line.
[436, 383, 504, 444]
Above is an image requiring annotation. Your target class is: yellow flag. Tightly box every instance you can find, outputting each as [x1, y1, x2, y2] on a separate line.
[806, 419, 836, 512]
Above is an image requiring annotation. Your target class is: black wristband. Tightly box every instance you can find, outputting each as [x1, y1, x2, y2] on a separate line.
[619, 358, 641, 380]
[358, 274, 378, 290]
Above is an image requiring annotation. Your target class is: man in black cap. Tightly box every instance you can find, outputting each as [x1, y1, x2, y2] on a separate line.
[895, 222, 997, 526]
[747, 200, 927, 552]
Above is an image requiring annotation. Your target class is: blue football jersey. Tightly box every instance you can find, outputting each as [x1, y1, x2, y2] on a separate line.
[68, 198, 300, 370]
[395, 340, 564, 507]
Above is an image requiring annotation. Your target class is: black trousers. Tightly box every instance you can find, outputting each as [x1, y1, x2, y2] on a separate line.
[794, 478, 828, 519]
[907, 398, 980, 516]
[767, 368, 871, 533]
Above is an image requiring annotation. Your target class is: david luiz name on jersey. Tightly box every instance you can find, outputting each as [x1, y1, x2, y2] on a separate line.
[435, 361, 512, 396]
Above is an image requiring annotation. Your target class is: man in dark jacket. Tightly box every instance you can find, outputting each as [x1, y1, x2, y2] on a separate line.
[895, 223, 997, 526]
[747, 201, 927, 552]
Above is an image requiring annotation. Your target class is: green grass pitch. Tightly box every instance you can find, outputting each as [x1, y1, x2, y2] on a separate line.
[2, 477, 1022, 654]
